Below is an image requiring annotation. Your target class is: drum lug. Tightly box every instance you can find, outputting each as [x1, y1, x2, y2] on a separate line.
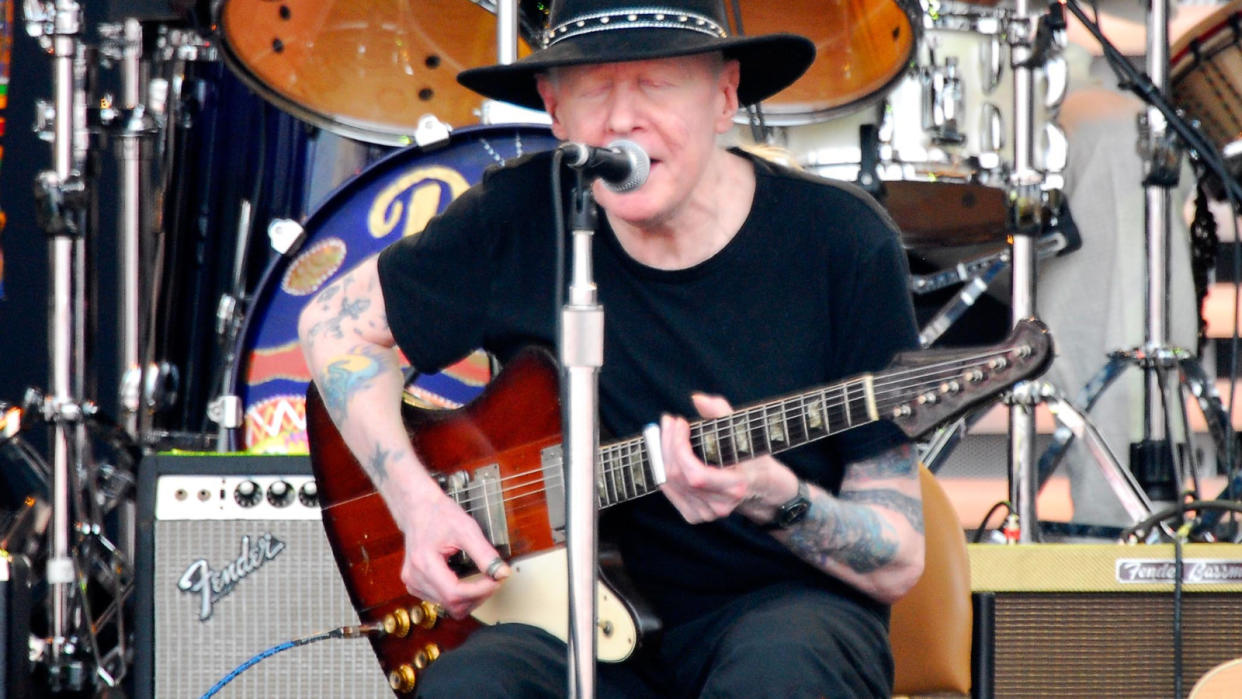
[980, 102, 1005, 158]
[413, 114, 453, 149]
[981, 34, 1004, 95]
[1041, 55, 1068, 109]
[1040, 122, 1068, 174]
[922, 58, 966, 146]
[207, 395, 243, 430]
[267, 218, 305, 256]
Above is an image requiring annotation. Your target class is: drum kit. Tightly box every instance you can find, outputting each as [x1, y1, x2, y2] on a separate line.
[3, 0, 1242, 693]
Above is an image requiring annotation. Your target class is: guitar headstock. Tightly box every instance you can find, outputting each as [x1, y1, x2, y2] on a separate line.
[882, 317, 1054, 438]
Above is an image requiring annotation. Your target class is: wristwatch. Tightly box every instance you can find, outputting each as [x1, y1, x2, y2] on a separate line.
[762, 479, 811, 530]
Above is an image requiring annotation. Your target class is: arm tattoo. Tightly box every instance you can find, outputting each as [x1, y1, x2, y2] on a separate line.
[787, 494, 899, 574]
[319, 344, 394, 423]
[839, 489, 924, 533]
[845, 443, 916, 482]
[367, 443, 392, 486]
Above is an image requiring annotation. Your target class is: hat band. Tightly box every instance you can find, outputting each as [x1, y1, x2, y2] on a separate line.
[543, 9, 728, 49]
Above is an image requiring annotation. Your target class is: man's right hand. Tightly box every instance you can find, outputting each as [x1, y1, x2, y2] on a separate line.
[394, 481, 511, 620]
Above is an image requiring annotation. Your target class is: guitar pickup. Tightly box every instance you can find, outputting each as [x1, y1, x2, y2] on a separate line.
[446, 465, 510, 558]
[541, 445, 566, 544]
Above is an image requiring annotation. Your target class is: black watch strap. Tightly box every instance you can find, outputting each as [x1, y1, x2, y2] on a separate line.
[761, 479, 811, 531]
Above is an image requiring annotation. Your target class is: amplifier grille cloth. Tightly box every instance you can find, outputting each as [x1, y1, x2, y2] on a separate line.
[153, 519, 391, 698]
[993, 592, 1242, 698]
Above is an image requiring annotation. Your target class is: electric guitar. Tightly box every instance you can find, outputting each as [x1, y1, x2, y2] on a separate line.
[307, 318, 1053, 695]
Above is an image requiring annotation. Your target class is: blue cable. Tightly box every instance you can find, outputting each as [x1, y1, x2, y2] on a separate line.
[199, 626, 362, 699]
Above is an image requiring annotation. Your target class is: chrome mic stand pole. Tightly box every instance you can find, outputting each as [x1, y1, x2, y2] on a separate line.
[562, 179, 602, 699]
[1007, 0, 1045, 542]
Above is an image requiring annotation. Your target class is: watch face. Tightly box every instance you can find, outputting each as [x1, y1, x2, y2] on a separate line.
[779, 499, 811, 528]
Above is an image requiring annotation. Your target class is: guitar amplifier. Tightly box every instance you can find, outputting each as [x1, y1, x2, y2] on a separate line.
[971, 544, 1242, 698]
[134, 454, 391, 698]
[0, 553, 31, 699]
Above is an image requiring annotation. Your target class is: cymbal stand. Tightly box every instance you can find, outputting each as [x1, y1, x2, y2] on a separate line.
[100, 18, 158, 450]
[1005, 0, 1057, 541]
[1044, 0, 1242, 538]
[22, 1, 136, 691]
[23, 0, 91, 687]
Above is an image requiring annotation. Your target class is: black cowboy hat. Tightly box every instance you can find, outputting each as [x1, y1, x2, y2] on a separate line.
[457, 0, 816, 110]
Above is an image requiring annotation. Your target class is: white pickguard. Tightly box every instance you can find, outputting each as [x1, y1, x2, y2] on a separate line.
[467, 548, 638, 663]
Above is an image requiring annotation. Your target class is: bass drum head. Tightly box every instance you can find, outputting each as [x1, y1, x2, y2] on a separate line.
[733, 0, 920, 124]
[215, 0, 545, 145]
[236, 124, 559, 453]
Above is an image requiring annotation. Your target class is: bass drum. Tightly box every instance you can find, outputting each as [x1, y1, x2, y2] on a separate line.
[234, 124, 559, 454]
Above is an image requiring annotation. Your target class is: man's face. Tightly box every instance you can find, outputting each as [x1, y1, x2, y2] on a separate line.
[537, 53, 741, 228]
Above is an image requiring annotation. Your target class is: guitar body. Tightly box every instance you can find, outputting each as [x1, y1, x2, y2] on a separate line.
[308, 348, 648, 694]
[308, 320, 1054, 694]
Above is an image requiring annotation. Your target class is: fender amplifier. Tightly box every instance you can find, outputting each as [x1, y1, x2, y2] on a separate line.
[0, 553, 31, 699]
[134, 454, 391, 698]
[971, 543, 1242, 698]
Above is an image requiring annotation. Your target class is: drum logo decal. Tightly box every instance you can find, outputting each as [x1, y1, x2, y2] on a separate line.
[245, 395, 308, 454]
[369, 166, 470, 239]
[282, 238, 347, 296]
[177, 532, 287, 621]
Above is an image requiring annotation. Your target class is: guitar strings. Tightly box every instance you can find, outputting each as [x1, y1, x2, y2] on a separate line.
[442, 346, 1039, 512]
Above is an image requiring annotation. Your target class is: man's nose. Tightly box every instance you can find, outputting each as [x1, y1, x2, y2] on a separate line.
[604, 83, 641, 136]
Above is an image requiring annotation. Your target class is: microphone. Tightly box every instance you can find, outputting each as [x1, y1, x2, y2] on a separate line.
[557, 139, 650, 193]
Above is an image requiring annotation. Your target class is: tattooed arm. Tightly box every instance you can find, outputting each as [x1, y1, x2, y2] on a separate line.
[659, 394, 924, 605]
[773, 443, 925, 604]
[297, 257, 508, 618]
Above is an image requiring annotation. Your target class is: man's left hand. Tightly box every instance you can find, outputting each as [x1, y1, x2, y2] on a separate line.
[658, 393, 799, 525]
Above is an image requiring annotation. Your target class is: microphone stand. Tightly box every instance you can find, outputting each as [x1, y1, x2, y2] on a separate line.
[562, 173, 602, 699]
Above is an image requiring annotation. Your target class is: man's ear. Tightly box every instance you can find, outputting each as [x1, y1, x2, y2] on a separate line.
[535, 74, 569, 140]
[714, 59, 741, 134]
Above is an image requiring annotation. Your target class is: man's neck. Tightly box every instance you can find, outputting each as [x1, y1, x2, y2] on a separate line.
[608, 149, 756, 271]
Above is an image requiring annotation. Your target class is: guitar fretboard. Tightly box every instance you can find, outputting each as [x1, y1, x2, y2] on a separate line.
[595, 377, 879, 508]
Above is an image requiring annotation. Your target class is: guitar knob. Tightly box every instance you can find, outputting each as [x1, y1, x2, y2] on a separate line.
[384, 607, 412, 638]
[388, 664, 417, 693]
[413, 600, 440, 629]
[266, 480, 294, 507]
[234, 480, 262, 508]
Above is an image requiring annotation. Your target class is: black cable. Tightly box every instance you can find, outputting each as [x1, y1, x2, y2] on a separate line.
[1174, 520, 1185, 699]
[972, 500, 1012, 543]
[1122, 499, 1242, 540]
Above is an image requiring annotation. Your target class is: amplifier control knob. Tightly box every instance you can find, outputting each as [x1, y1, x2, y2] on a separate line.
[299, 480, 319, 507]
[234, 480, 262, 508]
[267, 480, 294, 507]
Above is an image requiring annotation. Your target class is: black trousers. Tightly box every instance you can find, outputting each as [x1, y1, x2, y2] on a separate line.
[415, 582, 893, 698]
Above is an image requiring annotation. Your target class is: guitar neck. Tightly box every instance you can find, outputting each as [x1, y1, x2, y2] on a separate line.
[596, 375, 881, 509]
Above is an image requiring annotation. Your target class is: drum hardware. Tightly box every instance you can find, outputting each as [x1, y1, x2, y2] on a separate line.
[1002, 0, 1067, 543]
[1008, 0, 1242, 544]
[207, 216, 307, 452]
[912, 225, 1073, 347]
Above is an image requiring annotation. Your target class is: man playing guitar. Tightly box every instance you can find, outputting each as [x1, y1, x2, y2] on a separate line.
[298, 1, 926, 695]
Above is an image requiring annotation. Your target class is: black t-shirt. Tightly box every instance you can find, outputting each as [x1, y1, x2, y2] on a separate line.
[377, 149, 919, 627]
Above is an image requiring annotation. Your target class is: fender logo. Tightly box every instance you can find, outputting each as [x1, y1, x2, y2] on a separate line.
[178, 533, 287, 621]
